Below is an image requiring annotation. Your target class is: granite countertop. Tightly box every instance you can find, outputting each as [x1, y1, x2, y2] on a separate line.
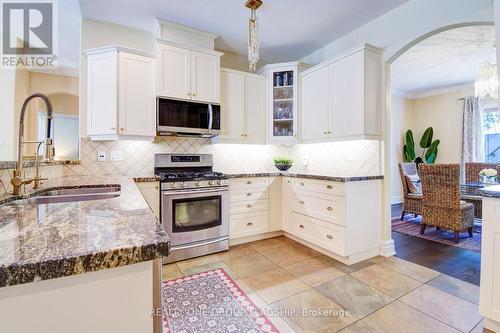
[477, 185, 500, 198]
[0, 159, 80, 170]
[0, 175, 170, 288]
[226, 172, 384, 182]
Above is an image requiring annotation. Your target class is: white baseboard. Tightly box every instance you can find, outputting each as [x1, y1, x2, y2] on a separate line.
[485, 318, 500, 332]
[379, 239, 396, 257]
[391, 196, 403, 204]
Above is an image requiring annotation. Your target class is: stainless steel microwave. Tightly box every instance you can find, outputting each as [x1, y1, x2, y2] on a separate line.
[157, 98, 221, 137]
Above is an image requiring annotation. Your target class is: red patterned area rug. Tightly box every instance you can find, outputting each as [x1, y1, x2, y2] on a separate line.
[162, 268, 280, 333]
[392, 216, 482, 253]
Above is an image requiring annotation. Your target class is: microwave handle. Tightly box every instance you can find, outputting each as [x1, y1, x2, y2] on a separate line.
[208, 104, 213, 130]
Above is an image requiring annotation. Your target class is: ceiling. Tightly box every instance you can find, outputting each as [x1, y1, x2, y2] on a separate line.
[391, 25, 496, 96]
[78, 0, 410, 62]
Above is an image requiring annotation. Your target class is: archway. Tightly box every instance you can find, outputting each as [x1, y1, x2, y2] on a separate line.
[381, 21, 495, 258]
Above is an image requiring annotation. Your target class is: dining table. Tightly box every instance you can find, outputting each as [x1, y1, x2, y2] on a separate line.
[461, 181, 498, 218]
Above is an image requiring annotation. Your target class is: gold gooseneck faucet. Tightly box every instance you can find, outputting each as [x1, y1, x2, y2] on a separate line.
[11, 93, 55, 195]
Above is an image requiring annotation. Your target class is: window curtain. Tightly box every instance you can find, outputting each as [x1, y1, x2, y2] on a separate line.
[461, 96, 484, 180]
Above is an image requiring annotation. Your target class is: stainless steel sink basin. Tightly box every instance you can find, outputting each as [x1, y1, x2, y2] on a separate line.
[10, 186, 121, 205]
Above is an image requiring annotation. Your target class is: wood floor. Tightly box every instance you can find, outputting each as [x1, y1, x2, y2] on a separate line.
[391, 203, 481, 286]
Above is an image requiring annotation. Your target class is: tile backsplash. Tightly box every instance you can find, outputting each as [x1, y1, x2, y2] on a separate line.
[0, 164, 64, 195]
[63, 137, 381, 177]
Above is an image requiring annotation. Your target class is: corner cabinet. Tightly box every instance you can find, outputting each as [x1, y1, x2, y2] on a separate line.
[216, 68, 267, 144]
[85, 46, 156, 141]
[300, 44, 382, 142]
[156, 41, 223, 104]
[258, 62, 309, 144]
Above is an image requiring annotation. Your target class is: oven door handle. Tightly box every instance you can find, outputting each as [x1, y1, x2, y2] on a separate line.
[172, 236, 229, 251]
[208, 104, 213, 130]
[162, 188, 228, 196]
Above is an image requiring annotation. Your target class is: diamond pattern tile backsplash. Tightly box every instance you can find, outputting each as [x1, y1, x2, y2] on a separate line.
[0, 164, 64, 195]
[63, 137, 381, 177]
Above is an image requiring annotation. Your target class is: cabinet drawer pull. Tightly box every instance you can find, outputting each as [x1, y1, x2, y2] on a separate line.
[187, 92, 192, 96]
[326, 185, 333, 189]
[326, 234, 334, 240]
[246, 181, 252, 185]
[326, 206, 333, 211]
[246, 204, 253, 208]
[246, 222, 253, 226]
[299, 200, 304, 204]
[299, 224, 305, 229]
[192, 92, 196, 96]
[111, 127, 116, 130]
[246, 193, 252, 197]
[324, 131, 328, 134]
[300, 182, 304, 186]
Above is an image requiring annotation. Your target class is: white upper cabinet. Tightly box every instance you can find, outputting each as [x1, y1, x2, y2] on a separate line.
[157, 44, 191, 100]
[118, 52, 156, 137]
[156, 42, 222, 104]
[86, 46, 156, 141]
[300, 44, 382, 142]
[218, 68, 267, 144]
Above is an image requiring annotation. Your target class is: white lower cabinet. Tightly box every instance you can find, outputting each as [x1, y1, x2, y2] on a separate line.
[480, 198, 500, 326]
[229, 175, 381, 264]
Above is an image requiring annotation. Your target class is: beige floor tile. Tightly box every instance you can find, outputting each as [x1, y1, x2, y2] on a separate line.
[317, 255, 375, 274]
[368, 256, 390, 264]
[223, 252, 277, 278]
[470, 320, 484, 333]
[427, 274, 480, 304]
[399, 284, 482, 333]
[272, 289, 358, 333]
[378, 256, 440, 283]
[180, 261, 238, 279]
[283, 257, 346, 287]
[217, 243, 257, 260]
[316, 275, 394, 318]
[175, 253, 222, 272]
[363, 300, 460, 333]
[351, 264, 422, 298]
[161, 263, 182, 281]
[259, 244, 319, 266]
[241, 267, 310, 304]
[339, 321, 380, 333]
[249, 236, 296, 251]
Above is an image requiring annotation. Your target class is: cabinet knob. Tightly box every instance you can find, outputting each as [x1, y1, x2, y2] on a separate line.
[328, 131, 332, 134]
[300, 182, 304, 186]
[246, 193, 252, 197]
[326, 234, 334, 240]
[246, 222, 253, 226]
[241, 133, 244, 137]
[187, 92, 192, 96]
[299, 200, 304, 204]
[246, 181, 252, 185]
[324, 131, 328, 134]
[247, 204, 253, 208]
[326, 185, 333, 189]
[111, 127, 116, 130]
[120, 128, 124, 131]
[327, 206, 333, 211]
[154, 186, 159, 190]
[192, 92, 196, 96]
[299, 224, 305, 229]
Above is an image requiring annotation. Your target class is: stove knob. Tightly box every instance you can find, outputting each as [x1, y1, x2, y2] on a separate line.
[208, 180, 214, 186]
[195, 181, 200, 187]
[180, 182, 186, 188]
[216, 180, 222, 185]
[170, 183, 176, 188]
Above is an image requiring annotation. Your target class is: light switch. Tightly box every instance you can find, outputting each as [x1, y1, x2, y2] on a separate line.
[110, 150, 123, 161]
[97, 151, 106, 162]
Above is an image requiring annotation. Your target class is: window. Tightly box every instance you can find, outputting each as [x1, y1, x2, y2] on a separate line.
[38, 111, 79, 160]
[484, 106, 500, 162]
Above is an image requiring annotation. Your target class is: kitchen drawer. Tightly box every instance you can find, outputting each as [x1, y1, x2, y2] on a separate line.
[287, 178, 345, 197]
[230, 198, 269, 214]
[230, 188, 269, 202]
[291, 192, 345, 226]
[230, 210, 269, 239]
[284, 212, 346, 256]
[230, 177, 270, 190]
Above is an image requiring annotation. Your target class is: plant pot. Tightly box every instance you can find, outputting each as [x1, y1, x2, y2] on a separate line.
[275, 164, 292, 172]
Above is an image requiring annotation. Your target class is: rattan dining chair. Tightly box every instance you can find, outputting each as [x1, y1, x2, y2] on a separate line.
[398, 162, 422, 219]
[419, 164, 474, 244]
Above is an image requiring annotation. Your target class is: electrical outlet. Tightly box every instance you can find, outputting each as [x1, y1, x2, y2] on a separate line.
[110, 150, 123, 161]
[97, 151, 106, 162]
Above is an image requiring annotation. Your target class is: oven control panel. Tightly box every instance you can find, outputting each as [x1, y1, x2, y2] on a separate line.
[161, 179, 229, 191]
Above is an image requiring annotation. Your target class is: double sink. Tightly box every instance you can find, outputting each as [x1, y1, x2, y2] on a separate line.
[8, 186, 121, 205]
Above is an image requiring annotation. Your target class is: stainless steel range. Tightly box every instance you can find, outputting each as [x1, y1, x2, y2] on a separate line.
[155, 153, 229, 263]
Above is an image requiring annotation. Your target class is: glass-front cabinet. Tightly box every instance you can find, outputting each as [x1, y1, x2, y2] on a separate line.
[258, 62, 309, 143]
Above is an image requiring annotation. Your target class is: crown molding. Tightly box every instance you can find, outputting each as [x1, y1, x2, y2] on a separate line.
[395, 82, 475, 100]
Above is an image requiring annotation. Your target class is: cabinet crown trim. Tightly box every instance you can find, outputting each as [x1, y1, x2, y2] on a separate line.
[155, 38, 224, 57]
[257, 61, 311, 74]
[83, 45, 155, 58]
[301, 43, 383, 76]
